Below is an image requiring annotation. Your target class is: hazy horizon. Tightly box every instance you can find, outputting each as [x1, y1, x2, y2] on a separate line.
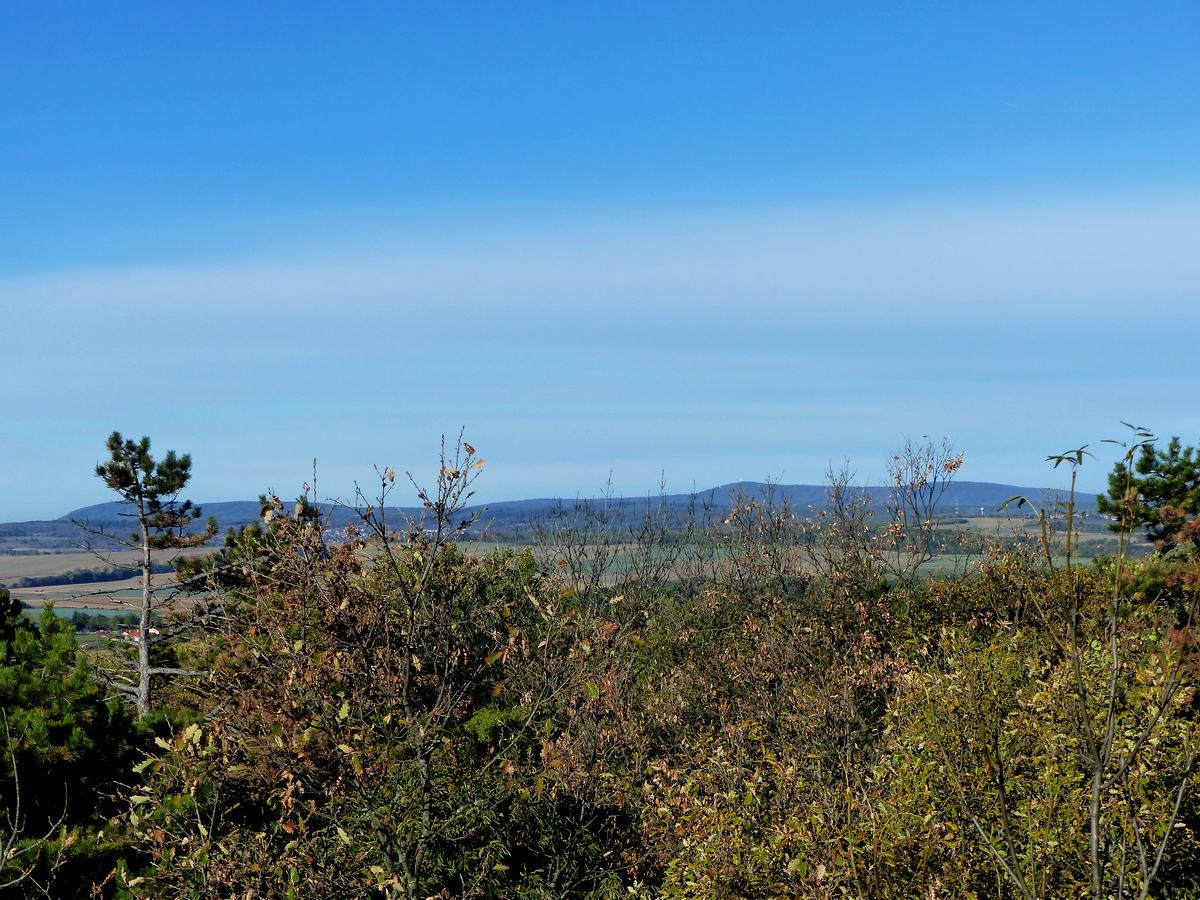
[21, 468, 1109, 525]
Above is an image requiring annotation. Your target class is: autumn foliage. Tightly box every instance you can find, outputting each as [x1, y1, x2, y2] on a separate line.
[2, 435, 1198, 898]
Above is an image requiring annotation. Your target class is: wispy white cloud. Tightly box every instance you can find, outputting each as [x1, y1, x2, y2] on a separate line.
[7, 190, 1199, 330]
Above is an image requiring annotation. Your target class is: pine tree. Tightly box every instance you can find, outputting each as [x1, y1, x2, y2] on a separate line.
[0, 591, 137, 892]
[92, 432, 216, 717]
[1097, 436, 1200, 552]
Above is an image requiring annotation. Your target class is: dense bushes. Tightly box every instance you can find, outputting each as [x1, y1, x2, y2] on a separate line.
[2, 443, 1198, 898]
[114, 501, 1198, 897]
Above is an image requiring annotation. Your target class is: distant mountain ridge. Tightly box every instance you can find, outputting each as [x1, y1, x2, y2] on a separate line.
[56, 480, 1097, 522]
[0, 480, 1097, 547]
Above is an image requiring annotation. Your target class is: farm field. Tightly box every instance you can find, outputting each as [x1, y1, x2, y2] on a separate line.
[3, 548, 215, 609]
[15, 578, 167, 610]
[0, 546, 213, 583]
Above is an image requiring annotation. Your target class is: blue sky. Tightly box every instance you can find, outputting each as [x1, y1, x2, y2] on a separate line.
[3, 2, 1199, 520]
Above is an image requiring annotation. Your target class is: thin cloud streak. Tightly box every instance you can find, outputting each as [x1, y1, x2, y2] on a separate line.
[7, 191, 1199, 326]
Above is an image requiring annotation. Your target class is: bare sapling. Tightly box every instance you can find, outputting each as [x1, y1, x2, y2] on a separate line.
[876, 435, 964, 587]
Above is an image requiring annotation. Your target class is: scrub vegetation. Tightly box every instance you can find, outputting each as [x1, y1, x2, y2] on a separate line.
[1, 427, 1197, 899]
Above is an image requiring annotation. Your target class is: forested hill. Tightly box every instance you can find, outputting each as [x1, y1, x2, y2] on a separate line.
[1, 481, 1100, 551]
